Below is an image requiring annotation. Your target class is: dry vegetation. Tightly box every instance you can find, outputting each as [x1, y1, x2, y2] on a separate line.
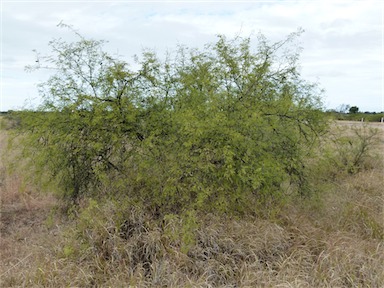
[1, 119, 383, 287]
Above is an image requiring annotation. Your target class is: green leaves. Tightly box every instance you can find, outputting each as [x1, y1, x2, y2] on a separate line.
[15, 28, 326, 215]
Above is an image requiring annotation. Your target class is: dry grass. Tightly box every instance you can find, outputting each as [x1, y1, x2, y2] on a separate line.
[1, 120, 383, 287]
[0, 128, 59, 287]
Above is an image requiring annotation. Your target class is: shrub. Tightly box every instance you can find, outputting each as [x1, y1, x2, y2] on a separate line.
[309, 123, 381, 184]
[12, 26, 327, 216]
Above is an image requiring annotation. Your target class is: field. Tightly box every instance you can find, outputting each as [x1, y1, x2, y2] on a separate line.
[1, 119, 383, 287]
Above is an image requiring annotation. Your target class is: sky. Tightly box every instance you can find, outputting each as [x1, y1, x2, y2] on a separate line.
[1, 0, 383, 112]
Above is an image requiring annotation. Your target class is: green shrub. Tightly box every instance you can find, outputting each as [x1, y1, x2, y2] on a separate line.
[12, 26, 327, 216]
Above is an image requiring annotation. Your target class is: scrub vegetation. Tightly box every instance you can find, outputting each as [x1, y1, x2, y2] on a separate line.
[1, 27, 383, 287]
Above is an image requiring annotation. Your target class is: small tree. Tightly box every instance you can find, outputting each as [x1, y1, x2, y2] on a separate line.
[349, 106, 359, 114]
[14, 26, 327, 215]
[18, 24, 151, 200]
[338, 104, 350, 114]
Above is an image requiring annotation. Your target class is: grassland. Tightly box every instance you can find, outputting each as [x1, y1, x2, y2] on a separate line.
[1, 119, 383, 287]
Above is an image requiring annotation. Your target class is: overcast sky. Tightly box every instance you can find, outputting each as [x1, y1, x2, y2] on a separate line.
[1, 0, 383, 112]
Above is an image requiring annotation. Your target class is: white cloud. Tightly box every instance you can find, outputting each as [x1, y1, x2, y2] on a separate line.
[1, 0, 383, 112]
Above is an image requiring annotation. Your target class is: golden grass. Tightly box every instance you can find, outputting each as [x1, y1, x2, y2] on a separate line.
[1, 120, 383, 287]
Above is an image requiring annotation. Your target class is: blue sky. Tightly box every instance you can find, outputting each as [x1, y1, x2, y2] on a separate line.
[1, 0, 383, 112]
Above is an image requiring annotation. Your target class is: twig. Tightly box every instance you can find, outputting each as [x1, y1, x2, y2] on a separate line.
[1, 253, 33, 277]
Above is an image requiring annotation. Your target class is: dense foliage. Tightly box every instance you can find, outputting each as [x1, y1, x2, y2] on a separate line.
[13, 28, 326, 216]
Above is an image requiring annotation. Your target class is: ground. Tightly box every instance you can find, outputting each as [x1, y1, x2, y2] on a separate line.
[1, 120, 383, 287]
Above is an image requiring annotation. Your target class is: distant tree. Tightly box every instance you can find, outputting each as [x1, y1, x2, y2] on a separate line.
[338, 104, 350, 114]
[349, 106, 359, 114]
